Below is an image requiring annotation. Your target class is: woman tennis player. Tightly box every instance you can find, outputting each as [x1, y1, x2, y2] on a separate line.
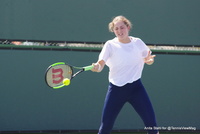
[91, 16, 159, 134]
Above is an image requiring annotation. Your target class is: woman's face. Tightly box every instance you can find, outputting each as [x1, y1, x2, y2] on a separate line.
[113, 20, 130, 42]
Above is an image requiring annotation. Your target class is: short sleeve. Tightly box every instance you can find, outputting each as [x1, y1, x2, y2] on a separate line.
[137, 38, 150, 58]
[98, 41, 111, 62]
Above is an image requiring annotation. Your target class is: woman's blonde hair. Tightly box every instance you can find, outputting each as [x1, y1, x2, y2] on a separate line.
[108, 16, 132, 32]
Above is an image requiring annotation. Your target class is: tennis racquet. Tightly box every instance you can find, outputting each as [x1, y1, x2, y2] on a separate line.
[45, 62, 94, 89]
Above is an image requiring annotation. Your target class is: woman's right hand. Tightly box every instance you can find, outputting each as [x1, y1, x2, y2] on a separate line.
[91, 60, 105, 72]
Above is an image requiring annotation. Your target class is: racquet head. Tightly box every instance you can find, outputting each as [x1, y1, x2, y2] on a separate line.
[45, 62, 73, 89]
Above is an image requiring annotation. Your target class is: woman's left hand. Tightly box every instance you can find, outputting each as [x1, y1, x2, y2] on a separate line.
[144, 51, 156, 65]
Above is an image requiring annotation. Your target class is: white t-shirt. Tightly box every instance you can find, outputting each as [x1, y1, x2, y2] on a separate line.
[98, 36, 150, 87]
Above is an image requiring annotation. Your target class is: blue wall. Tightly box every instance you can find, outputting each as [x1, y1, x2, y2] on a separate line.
[0, 0, 200, 45]
[0, 49, 199, 131]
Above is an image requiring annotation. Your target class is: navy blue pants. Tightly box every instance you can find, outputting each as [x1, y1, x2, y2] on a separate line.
[98, 79, 158, 134]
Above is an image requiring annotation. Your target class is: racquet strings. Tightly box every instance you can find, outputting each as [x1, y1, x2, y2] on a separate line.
[46, 64, 73, 88]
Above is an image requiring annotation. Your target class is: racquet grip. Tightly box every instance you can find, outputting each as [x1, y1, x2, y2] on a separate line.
[83, 65, 94, 71]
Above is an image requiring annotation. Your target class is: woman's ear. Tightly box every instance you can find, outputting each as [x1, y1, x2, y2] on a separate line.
[127, 26, 131, 31]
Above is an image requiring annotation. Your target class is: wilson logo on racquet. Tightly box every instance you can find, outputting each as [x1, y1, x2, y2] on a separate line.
[52, 68, 64, 84]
